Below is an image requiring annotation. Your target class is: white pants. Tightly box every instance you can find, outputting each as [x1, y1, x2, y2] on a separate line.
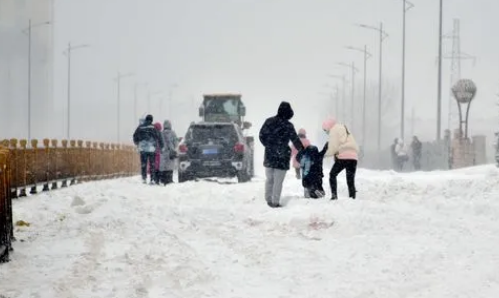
[265, 168, 287, 206]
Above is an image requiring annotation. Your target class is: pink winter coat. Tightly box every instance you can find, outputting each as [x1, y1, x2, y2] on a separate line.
[291, 137, 311, 168]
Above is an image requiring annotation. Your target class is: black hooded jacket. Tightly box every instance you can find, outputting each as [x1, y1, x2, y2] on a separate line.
[259, 101, 303, 170]
[133, 117, 164, 152]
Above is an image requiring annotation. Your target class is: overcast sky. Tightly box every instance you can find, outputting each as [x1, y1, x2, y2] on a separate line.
[2, 0, 498, 153]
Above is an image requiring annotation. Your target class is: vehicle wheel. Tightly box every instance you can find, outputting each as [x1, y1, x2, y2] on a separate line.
[237, 169, 251, 183]
[178, 172, 192, 183]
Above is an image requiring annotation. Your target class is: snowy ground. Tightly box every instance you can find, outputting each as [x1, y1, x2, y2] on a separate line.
[2, 165, 499, 298]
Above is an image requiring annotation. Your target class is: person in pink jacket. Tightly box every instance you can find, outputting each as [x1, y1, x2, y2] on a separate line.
[290, 128, 311, 179]
[322, 117, 359, 200]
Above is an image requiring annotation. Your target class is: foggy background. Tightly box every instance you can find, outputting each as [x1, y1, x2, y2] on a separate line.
[1, 0, 498, 172]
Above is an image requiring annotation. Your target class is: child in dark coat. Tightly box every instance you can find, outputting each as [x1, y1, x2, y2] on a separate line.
[296, 143, 327, 198]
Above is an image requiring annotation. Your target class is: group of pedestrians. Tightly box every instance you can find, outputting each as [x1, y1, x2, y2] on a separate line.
[133, 114, 179, 185]
[390, 136, 422, 171]
[259, 101, 359, 208]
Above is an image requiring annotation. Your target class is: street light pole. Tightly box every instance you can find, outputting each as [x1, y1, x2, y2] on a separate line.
[168, 83, 178, 119]
[64, 43, 89, 140]
[357, 22, 389, 152]
[115, 72, 135, 143]
[336, 62, 359, 128]
[28, 19, 32, 142]
[345, 45, 372, 148]
[133, 82, 148, 123]
[22, 19, 51, 142]
[328, 74, 347, 122]
[437, 0, 443, 140]
[401, 0, 415, 140]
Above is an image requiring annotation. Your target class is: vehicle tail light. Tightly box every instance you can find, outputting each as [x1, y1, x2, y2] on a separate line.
[179, 144, 188, 153]
[234, 142, 245, 153]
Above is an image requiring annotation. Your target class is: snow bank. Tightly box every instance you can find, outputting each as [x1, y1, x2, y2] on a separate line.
[2, 166, 499, 298]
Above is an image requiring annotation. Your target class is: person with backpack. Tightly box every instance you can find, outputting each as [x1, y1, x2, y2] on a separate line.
[259, 101, 304, 208]
[133, 114, 165, 184]
[321, 117, 359, 200]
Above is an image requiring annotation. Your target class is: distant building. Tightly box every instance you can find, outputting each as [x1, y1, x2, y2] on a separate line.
[0, 0, 54, 140]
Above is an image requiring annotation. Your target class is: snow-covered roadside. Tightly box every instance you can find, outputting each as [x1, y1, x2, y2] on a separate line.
[1, 166, 499, 298]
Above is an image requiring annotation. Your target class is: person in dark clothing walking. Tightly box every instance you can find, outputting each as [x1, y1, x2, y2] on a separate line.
[259, 101, 304, 208]
[411, 136, 422, 170]
[296, 143, 326, 199]
[133, 114, 165, 184]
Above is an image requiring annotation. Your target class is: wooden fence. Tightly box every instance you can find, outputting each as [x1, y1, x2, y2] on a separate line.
[0, 138, 140, 263]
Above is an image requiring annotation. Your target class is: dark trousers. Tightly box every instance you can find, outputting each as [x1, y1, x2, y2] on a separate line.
[413, 155, 421, 170]
[158, 170, 174, 185]
[140, 152, 156, 181]
[330, 159, 357, 198]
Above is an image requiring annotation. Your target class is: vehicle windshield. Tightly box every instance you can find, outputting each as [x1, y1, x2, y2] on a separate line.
[204, 97, 240, 122]
[188, 125, 238, 144]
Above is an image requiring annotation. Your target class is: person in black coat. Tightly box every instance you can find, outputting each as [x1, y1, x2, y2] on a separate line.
[259, 101, 303, 208]
[133, 114, 165, 184]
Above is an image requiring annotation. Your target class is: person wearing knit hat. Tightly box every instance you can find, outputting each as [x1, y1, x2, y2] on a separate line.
[290, 128, 311, 179]
[321, 117, 359, 200]
[259, 101, 304, 208]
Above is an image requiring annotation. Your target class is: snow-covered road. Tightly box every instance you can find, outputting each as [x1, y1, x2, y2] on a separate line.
[2, 166, 499, 298]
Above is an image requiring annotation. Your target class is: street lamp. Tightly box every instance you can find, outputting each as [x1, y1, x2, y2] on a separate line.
[336, 62, 359, 128]
[345, 45, 372, 148]
[437, 0, 444, 140]
[63, 43, 89, 140]
[134, 82, 148, 123]
[327, 74, 347, 122]
[322, 84, 340, 117]
[357, 22, 389, 152]
[147, 90, 163, 114]
[22, 19, 51, 142]
[114, 72, 135, 143]
[401, 0, 415, 140]
[167, 83, 179, 119]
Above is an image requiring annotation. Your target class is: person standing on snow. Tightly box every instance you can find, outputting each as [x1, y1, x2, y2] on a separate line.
[296, 141, 326, 199]
[259, 101, 304, 208]
[410, 136, 422, 170]
[152, 122, 163, 184]
[290, 128, 311, 179]
[394, 138, 409, 171]
[321, 117, 359, 200]
[133, 114, 165, 184]
[158, 120, 179, 185]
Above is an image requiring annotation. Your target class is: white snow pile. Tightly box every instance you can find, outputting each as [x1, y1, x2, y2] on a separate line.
[2, 165, 499, 298]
